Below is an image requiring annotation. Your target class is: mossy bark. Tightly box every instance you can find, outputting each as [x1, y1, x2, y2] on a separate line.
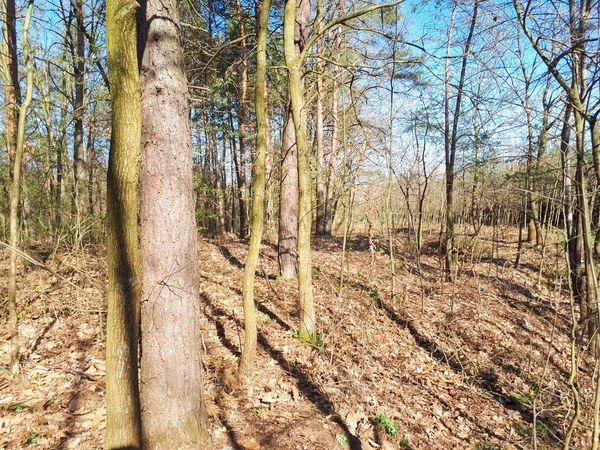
[239, 0, 272, 378]
[284, 0, 316, 342]
[104, 0, 142, 447]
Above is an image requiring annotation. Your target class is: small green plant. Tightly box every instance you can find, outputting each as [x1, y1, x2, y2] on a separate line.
[293, 330, 324, 347]
[400, 439, 412, 449]
[336, 434, 349, 446]
[17, 312, 24, 319]
[375, 409, 399, 438]
[26, 433, 37, 444]
[10, 403, 29, 411]
[253, 407, 262, 415]
[513, 391, 532, 407]
[364, 288, 380, 301]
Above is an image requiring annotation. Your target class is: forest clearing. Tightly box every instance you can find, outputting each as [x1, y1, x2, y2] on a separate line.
[0, 226, 592, 449]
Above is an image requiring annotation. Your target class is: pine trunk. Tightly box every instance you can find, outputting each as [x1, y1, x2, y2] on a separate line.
[138, 0, 209, 446]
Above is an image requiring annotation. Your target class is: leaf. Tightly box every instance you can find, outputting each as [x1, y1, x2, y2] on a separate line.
[242, 438, 260, 450]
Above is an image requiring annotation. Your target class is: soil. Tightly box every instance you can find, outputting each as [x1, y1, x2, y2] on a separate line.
[0, 226, 594, 449]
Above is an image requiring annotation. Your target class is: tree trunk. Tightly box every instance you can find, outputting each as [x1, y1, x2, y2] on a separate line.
[278, 106, 298, 278]
[104, 0, 142, 446]
[444, 0, 477, 281]
[314, 0, 326, 235]
[72, 0, 86, 232]
[137, 0, 209, 446]
[7, 0, 34, 376]
[237, 0, 249, 239]
[284, 0, 316, 342]
[239, 0, 272, 378]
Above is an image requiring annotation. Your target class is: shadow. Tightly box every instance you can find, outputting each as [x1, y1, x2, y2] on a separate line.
[218, 245, 278, 280]
[27, 317, 57, 358]
[373, 296, 564, 445]
[202, 294, 241, 357]
[219, 414, 244, 450]
[202, 293, 362, 449]
[256, 301, 293, 332]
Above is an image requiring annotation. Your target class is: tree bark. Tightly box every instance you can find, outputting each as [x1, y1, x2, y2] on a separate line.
[284, 0, 316, 342]
[72, 0, 87, 230]
[104, 0, 142, 446]
[314, 0, 326, 235]
[7, 0, 34, 376]
[137, 0, 209, 446]
[278, 106, 298, 278]
[239, 0, 272, 378]
[236, 0, 249, 239]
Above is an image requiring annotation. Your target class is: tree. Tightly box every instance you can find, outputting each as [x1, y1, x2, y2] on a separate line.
[6, 0, 34, 376]
[104, 0, 142, 447]
[239, 0, 272, 378]
[137, 0, 208, 446]
[443, 0, 478, 281]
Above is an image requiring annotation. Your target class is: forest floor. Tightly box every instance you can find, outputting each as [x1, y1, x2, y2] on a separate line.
[0, 226, 595, 449]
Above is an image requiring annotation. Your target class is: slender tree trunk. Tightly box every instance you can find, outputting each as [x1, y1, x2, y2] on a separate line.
[284, 0, 316, 342]
[237, 0, 249, 239]
[104, 0, 142, 445]
[239, 0, 272, 377]
[445, 0, 477, 280]
[137, 0, 208, 446]
[325, 11, 342, 236]
[72, 0, 86, 233]
[7, 0, 34, 376]
[315, 0, 326, 235]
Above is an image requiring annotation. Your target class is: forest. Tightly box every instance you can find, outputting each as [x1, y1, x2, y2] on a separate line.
[1, 0, 600, 448]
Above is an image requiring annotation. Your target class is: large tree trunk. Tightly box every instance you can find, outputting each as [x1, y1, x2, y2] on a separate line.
[284, 0, 316, 342]
[278, 106, 298, 278]
[137, 0, 208, 446]
[239, 0, 272, 378]
[104, 0, 142, 446]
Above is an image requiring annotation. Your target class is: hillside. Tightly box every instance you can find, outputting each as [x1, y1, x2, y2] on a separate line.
[0, 228, 592, 449]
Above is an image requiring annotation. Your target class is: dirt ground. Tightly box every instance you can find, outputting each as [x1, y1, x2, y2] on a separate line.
[0, 226, 594, 449]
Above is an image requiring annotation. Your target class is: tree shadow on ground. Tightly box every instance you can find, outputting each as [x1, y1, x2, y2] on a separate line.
[218, 245, 278, 280]
[202, 293, 362, 450]
[372, 295, 564, 446]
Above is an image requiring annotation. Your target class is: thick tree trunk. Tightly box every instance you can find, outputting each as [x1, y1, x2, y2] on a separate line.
[239, 0, 272, 377]
[137, 0, 209, 446]
[104, 0, 142, 446]
[284, 0, 316, 342]
[278, 107, 298, 278]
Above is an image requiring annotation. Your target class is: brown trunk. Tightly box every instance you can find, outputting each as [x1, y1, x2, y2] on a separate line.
[137, 0, 208, 446]
[72, 0, 86, 224]
[278, 105, 298, 278]
[315, 0, 326, 235]
[237, 0, 249, 239]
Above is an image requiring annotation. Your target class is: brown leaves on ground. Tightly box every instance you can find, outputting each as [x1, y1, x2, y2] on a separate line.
[0, 227, 593, 449]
